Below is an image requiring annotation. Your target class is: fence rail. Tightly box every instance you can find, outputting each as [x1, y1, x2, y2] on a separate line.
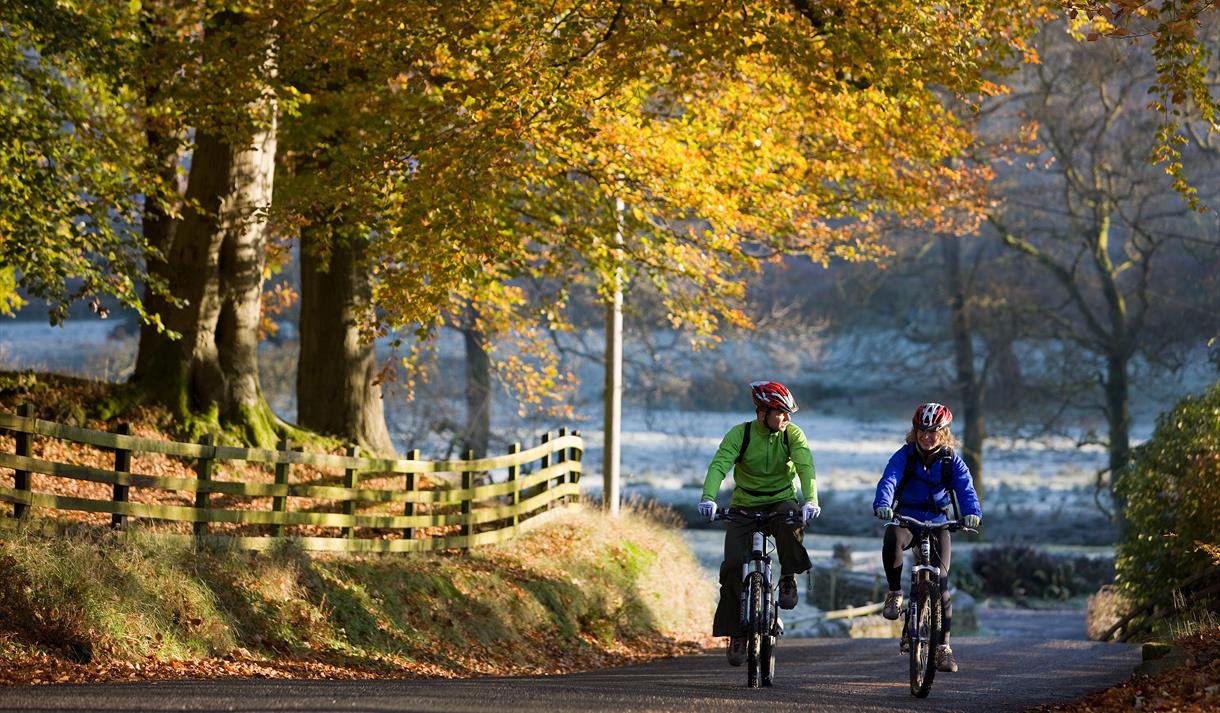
[0, 406, 583, 553]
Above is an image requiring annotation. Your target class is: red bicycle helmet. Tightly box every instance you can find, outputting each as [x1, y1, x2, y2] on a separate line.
[751, 381, 799, 414]
[913, 402, 953, 431]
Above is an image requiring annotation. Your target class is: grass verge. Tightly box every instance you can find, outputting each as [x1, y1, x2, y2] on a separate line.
[0, 503, 714, 686]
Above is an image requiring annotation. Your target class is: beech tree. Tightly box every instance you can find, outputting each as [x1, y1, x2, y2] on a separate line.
[1, 1, 295, 444]
[357, 0, 1043, 391]
[130, 8, 289, 445]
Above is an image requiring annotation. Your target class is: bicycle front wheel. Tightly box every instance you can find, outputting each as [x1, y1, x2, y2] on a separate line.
[909, 581, 941, 698]
[760, 631, 775, 687]
[746, 572, 764, 688]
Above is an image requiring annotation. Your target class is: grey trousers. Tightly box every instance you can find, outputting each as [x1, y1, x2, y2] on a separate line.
[712, 499, 812, 637]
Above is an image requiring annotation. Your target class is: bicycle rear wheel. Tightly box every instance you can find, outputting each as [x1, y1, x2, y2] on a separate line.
[908, 581, 941, 698]
[746, 572, 764, 688]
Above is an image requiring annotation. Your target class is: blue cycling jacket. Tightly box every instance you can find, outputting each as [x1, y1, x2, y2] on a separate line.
[872, 444, 982, 523]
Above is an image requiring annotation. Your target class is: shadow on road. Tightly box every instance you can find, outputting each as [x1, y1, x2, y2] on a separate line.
[0, 635, 1138, 713]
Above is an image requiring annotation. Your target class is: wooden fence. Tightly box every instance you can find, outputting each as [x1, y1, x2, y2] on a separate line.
[0, 405, 583, 553]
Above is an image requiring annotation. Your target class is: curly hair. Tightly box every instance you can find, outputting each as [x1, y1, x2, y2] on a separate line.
[905, 427, 959, 451]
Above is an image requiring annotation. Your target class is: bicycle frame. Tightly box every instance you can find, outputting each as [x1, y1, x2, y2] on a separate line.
[716, 508, 800, 688]
[887, 514, 974, 698]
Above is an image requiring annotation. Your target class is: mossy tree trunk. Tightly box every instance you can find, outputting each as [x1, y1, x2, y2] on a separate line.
[131, 12, 282, 447]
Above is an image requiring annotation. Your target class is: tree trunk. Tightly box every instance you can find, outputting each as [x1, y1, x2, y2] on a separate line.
[1104, 353, 1131, 481]
[133, 128, 228, 416]
[132, 14, 180, 382]
[985, 335, 1022, 406]
[214, 124, 276, 442]
[132, 122, 180, 381]
[462, 310, 492, 459]
[131, 12, 282, 446]
[943, 235, 986, 504]
[296, 231, 395, 455]
[1103, 351, 1132, 534]
[144, 124, 280, 442]
[1093, 209, 1132, 531]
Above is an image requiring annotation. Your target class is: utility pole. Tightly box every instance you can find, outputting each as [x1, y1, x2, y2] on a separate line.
[603, 196, 624, 516]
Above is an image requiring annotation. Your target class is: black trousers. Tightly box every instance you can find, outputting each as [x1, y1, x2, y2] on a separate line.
[883, 526, 955, 644]
[712, 500, 812, 637]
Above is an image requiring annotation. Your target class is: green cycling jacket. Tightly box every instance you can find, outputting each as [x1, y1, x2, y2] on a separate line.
[701, 420, 817, 508]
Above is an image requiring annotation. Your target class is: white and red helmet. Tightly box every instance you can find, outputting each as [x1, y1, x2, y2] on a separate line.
[913, 402, 953, 431]
[751, 381, 799, 414]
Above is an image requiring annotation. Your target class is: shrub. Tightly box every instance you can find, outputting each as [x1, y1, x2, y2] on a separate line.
[1115, 382, 1220, 618]
[968, 544, 1113, 601]
[1085, 584, 1130, 640]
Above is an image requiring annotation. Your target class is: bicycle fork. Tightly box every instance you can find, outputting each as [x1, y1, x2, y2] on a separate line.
[903, 537, 938, 650]
[740, 531, 770, 632]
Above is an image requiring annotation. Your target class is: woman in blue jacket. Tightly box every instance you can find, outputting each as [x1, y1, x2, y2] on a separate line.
[872, 402, 981, 673]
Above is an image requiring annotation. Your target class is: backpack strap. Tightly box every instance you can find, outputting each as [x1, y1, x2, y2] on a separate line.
[893, 444, 959, 518]
[734, 421, 792, 465]
[942, 448, 960, 520]
[734, 421, 752, 464]
[893, 443, 918, 506]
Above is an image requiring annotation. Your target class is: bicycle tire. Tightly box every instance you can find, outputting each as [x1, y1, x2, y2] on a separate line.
[909, 581, 941, 697]
[760, 631, 775, 686]
[746, 572, 764, 688]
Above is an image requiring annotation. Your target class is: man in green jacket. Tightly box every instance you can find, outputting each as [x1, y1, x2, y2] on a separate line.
[698, 380, 820, 667]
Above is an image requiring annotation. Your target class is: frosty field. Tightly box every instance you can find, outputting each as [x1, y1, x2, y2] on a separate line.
[0, 318, 1196, 543]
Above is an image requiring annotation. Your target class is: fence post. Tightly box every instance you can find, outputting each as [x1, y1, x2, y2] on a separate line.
[343, 446, 358, 540]
[13, 403, 33, 519]
[540, 431, 551, 508]
[111, 423, 131, 530]
[403, 448, 419, 541]
[461, 448, 474, 540]
[557, 427, 569, 503]
[507, 442, 520, 530]
[194, 434, 214, 537]
[272, 437, 291, 538]
[570, 430, 582, 504]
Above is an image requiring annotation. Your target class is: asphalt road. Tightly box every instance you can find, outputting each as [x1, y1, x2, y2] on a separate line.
[0, 634, 1137, 713]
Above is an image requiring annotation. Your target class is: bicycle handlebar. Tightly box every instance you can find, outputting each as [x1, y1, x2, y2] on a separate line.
[713, 509, 803, 526]
[886, 514, 977, 534]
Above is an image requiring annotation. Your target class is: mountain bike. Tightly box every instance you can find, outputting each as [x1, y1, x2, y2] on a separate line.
[888, 514, 975, 698]
[714, 509, 802, 688]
